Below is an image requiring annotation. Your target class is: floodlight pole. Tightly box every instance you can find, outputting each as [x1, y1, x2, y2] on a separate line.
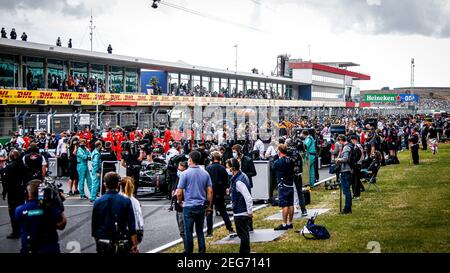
[234, 44, 238, 73]
[96, 78, 99, 129]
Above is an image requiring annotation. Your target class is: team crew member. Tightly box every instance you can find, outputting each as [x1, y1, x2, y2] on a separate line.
[226, 159, 253, 254]
[349, 135, 365, 200]
[206, 152, 234, 237]
[177, 151, 213, 254]
[23, 143, 47, 182]
[91, 172, 138, 254]
[56, 132, 69, 177]
[77, 139, 92, 200]
[15, 180, 67, 253]
[232, 144, 256, 232]
[90, 141, 102, 203]
[272, 144, 295, 230]
[302, 130, 317, 188]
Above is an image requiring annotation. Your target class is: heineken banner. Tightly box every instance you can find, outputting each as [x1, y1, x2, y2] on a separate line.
[364, 94, 420, 103]
[364, 94, 397, 103]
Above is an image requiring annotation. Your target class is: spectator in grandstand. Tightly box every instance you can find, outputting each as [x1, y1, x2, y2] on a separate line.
[21, 32, 27, 41]
[107, 44, 113, 54]
[1, 27, 7, 38]
[56, 37, 62, 47]
[10, 28, 17, 40]
[68, 38, 72, 48]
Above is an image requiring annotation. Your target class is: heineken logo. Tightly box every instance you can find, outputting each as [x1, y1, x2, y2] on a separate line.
[364, 94, 398, 103]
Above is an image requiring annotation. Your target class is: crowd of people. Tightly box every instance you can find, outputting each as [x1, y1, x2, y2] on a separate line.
[0, 111, 448, 254]
[169, 83, 289, 100]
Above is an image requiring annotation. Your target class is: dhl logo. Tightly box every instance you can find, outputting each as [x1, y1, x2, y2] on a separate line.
[17, 91, 33, 98]
[59, 93, 73, 99]
[0, 90, 9, 98]
[39, 92, 54, 99]
[97, 94, 106, 100]
[77, 94, 91, 100]
[111, 95, 120, 101]
[124, 95, 134, 100]
[138, 96, 146, 101]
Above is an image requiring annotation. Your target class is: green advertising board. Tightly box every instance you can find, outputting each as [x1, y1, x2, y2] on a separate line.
[364, 94, 398, 103]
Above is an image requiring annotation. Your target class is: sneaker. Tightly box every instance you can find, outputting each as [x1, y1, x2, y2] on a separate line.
[301, 210, 308, 217]
[68, 191, 74, 196]
[274, 224, 289, 231]
[89, 199, 95, 204]
[6, 233, 19, 239]
[74, 190, 80, 195]
[168, 206, 174, 212]
[286, 224, 294, 230]
[80, 196, 89, 200]
[353, 196, 361, 200]
[229, 233, 238, 238]
[340, 209, 352, 215]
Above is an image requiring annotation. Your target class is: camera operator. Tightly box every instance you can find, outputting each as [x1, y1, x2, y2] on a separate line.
[15, 180, 67, 253]
[23, 143, 47, 182]
[121, 141, 145, 196]
[3, 150, 26, 239]
[91, 172, 138, 254]
[300, 130, 317, 188]
[335, 135, 353, 214]
[272, 144, 296, 230]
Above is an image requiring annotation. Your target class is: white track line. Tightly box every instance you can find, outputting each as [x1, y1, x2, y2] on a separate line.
[146, 204, 268, 253]
[0, 204, 170, 208]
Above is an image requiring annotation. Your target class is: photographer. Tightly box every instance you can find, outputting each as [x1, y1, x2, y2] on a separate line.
[15, 180, 67, 253]
[272, 144, 295, 231]
[23, 143, 47, 182]
[335, 135, 353, 214]
[121, 142, 145, 196]
[91, 172, 138, 254]
[3, 150, 26, 239]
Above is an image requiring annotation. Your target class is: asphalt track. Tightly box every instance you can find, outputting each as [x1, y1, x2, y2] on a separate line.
[0, 168, 333, 253]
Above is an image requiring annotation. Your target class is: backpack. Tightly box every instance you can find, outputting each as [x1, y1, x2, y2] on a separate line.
[301, 213, 330, 240]
[350, 144, 363, 169]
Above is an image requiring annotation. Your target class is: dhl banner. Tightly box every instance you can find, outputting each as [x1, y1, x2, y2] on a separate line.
[0, 89, 349, 108]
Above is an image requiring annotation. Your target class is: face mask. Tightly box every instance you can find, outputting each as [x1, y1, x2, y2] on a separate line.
[232, 152, 238, 159]
[80, 144, 86, 148]
[226, 169, 233, 176]
[177, 170, 182, 178]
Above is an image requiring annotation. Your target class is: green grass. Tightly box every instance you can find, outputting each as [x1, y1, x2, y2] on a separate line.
[166, 144, 450, 253]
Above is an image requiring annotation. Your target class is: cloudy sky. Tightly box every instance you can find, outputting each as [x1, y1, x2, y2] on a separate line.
[2, 0, 450, 90]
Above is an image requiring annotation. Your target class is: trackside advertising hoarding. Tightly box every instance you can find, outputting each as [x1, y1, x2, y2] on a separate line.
[364, 94, 397, 103]
[364, 94, 420, 103]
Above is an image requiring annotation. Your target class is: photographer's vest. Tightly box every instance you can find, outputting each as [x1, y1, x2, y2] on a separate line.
[24, 152, 43, 179]
[230, 171, 251, 215]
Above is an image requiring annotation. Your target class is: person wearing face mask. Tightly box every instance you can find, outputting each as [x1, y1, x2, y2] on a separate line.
[77, 139, 92, 200]
[47, 133, 58, 150]
[56, 132, 69, 177]
[90, 141, 103, 203]
[301, 130, 317, 189]
[196, 142, 210, 166]
[173, 161, 188, 250]
[226, 158, 253, 254]
[205, 151, 234, 237]
[231, 144, 256, 233]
